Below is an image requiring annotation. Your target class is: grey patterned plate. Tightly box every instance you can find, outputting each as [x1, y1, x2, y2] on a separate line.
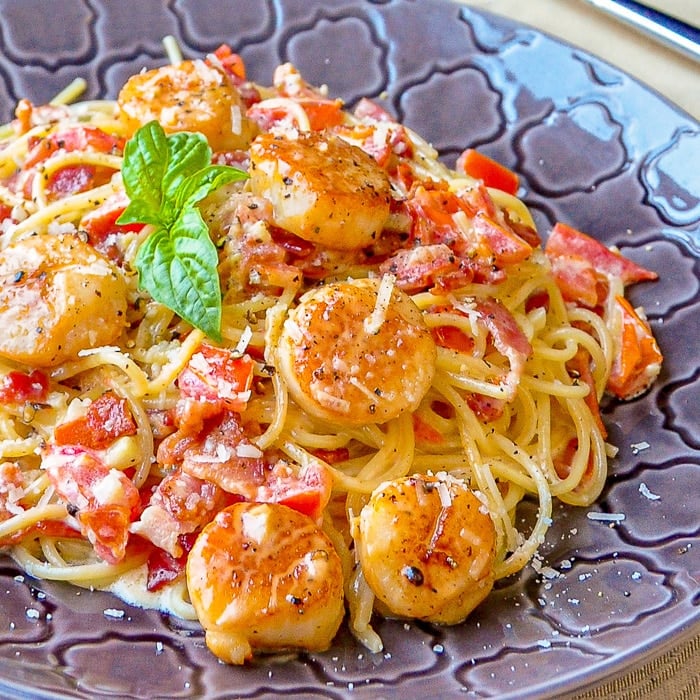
[0, 1, 698, 698]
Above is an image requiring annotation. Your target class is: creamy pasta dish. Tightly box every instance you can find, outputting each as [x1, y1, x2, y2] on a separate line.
[0, 43, 663, 665]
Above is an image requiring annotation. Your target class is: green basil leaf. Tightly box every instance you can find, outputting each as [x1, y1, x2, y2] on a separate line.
[119, 121, 170, 216]
[135, 208, 222, 341]
[119, 120, 249, 340]
[176, 165, 248, 211]
[161, 131, 212, 203]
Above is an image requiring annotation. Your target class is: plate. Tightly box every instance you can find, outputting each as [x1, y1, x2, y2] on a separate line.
[1, 1, 699, 698]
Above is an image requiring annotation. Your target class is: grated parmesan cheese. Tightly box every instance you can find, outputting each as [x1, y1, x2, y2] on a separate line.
[363, 273, 395, 335]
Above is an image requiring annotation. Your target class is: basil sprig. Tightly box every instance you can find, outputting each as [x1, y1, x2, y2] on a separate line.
[118, 121, 247, 341]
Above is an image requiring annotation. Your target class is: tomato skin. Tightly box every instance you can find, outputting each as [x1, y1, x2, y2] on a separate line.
[457, 148, 519, 195]
[0, 369, 49, 404]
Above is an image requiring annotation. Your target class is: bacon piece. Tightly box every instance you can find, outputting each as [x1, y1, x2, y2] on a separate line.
[43, 445, 140, 564]
[456, 297, 532, 402]
[131, 468, 234, 558]
[545, 222, 657, 288]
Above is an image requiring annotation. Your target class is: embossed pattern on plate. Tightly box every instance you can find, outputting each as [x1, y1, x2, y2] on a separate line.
[0, 1, 698, 698]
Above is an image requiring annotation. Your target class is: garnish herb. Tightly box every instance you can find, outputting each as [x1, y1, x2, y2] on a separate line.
[118, 120, 248, 340]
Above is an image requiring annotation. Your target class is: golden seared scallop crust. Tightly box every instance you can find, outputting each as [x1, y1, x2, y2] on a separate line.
[186, 502, 345, 665]
[357, 474, 496, 624]
[0, 233, 127, 367]
[117, 59, 257, 152]
[248, 131, 392, 250]
[276, 276, 436, 426]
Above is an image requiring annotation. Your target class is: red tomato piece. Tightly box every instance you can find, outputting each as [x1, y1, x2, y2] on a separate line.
[431, 324, 475, 353]
[0, 369, 49, 404]
[457, 148, 519, 195]
[607, 296, 663, 400]
[53, 391, 138, 450]
[177, 344, 255, 412]
[79, 190, 143, 245]
[24, 125, 125, 169]
[472, 211, 533, 266]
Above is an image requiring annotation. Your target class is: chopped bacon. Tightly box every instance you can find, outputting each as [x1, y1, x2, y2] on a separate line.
[353, 97, 395, 123]
[177, 343, 255, 413]
[545, 223, 657, 287]
[145, 531, 199, 591]
[53, 391, 138, 450]
[178, 410, 332, 523]
[131, 468, 234, 558]
[0, 369, 49, 404]
[466, 393, 506, 422]
[455, 297, 532, 402]
[310, 447, 350, 465]
[607, 296, 663, 400]
[380, 243, 461, 292]
[180, 411, 266, 494]
[43, 445, 140, 564]
[567, 348, 607, 437]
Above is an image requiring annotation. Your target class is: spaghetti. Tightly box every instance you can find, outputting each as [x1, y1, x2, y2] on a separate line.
[0, 44, 663, 663]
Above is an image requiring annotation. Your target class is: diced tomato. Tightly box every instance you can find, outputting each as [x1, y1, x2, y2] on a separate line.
[247, 97, 343, 132]
[79, 190, 144, 245]
[300, 99, 345, 130]
[607, 295, 663, 400]
[0, 202, 12, 222]
[177, 343, 255, 412]
[211, 44, 247, 81]
[310, 447, 350, 464]
[0, 369, 49, 404]
[412, 414, 444, 444]
[261, 462, 333, 523]
[24, 126, 125, 169]
[546, 223, 658, 286]
[472, 211, 532, 265]
[525, 289, 550, 313]
[457, 148, 520, 196]
[432, 324, 475, 353]
[53, 391, 138, 450]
